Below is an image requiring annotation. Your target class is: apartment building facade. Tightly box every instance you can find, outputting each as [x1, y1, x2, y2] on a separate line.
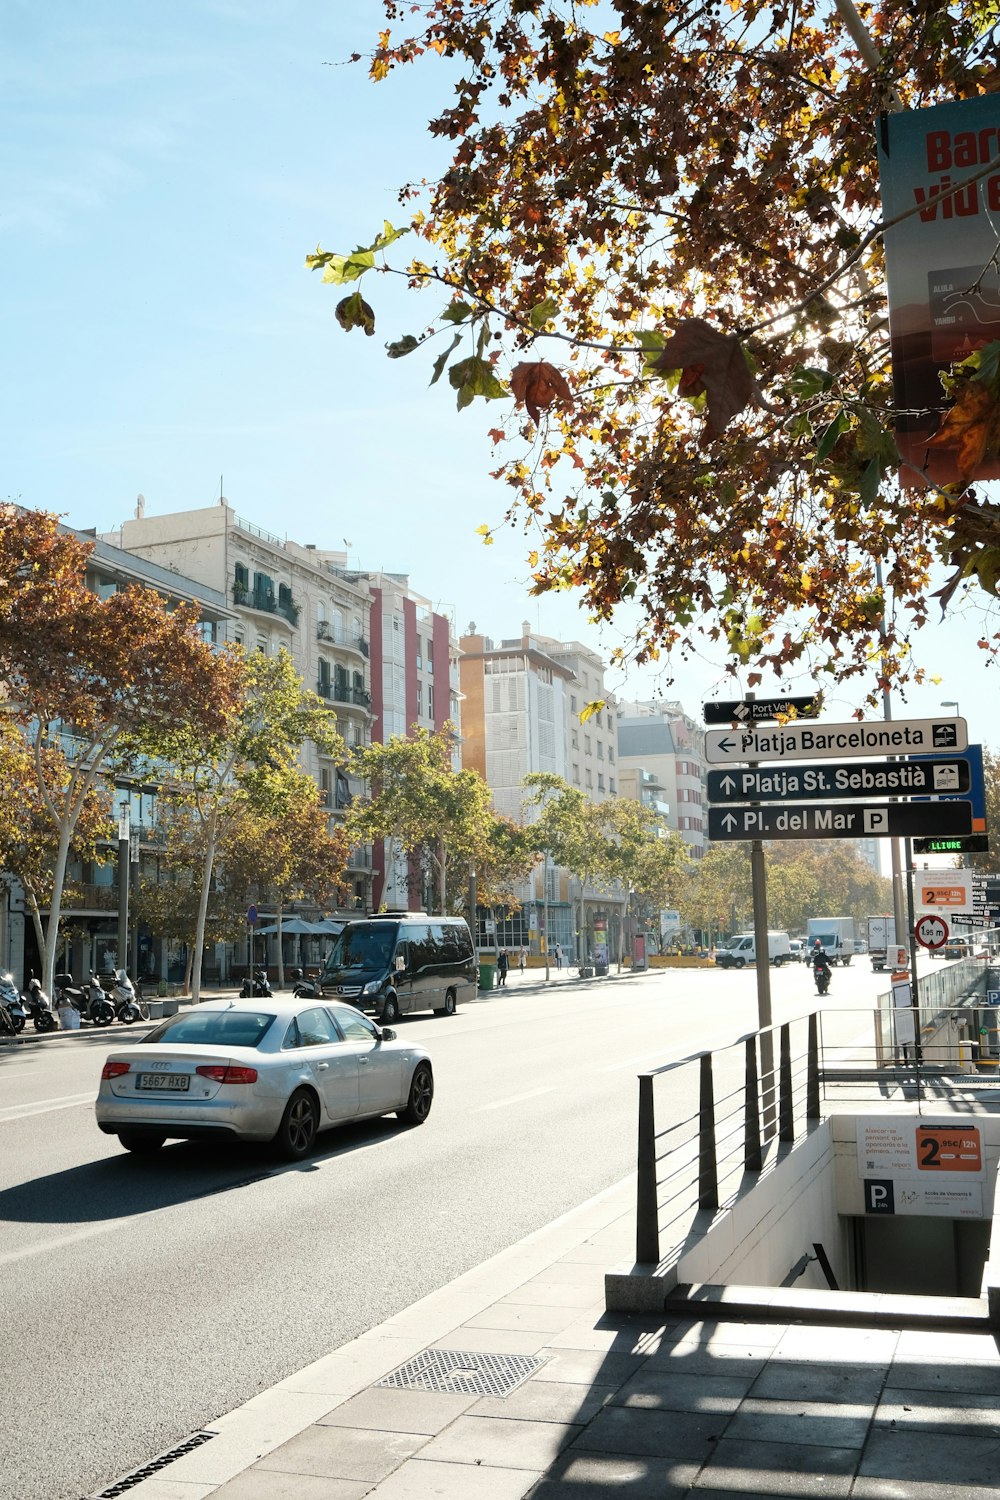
[617, 699, 708, 858]
[366, 571, 462, 910]
[459, 626, 627, 960]
[105, 499, 375, 907]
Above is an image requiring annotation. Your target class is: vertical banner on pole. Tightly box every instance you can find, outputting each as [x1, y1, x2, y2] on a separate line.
[877, 97, 1000, 489]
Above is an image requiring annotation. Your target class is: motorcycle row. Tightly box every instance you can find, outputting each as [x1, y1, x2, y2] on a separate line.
[0, 969, 149, 1036]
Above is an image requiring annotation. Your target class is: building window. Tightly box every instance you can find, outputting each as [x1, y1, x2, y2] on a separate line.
[586, 768, 593, 788]
[584, 736, 591, 754]
[597, 773, 605, 791]
[570, 695, 577, 713]
[572, 763, 580, 784]
[609, 778, 616, 794]
[427, 637, 434, 673]
[427, 684, 434, 718]
[608, 747, 614, 764]
[597, 742, 604, 760]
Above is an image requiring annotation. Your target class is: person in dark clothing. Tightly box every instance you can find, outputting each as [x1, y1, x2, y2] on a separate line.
[497, 950, 509, 986]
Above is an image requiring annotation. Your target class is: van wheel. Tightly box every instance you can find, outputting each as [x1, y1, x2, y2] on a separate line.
[381, 995, 400, 1024]
[735, 958, 746, 969]
[443, 989, 456, 1016]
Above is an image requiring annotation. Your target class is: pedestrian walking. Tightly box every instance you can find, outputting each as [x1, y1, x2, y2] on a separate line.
[554, 944, 562, 970]
[497, 949, 509, 987]
[518, 947, 526, 975]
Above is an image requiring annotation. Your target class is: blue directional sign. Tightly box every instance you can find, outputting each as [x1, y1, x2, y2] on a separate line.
[707, 757, 971, 805]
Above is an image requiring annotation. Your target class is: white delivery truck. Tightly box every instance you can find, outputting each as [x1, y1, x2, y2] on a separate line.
[866, 914, 898, 972]
[714, 931, 793, 969]
[806, 916, 856, 966]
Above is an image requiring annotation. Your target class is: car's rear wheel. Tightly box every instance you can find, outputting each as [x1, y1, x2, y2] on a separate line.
[118, 1131, 165, 1154]
[274, 1088, 319, 1159]
[398, 1064, 433, 1126]
[381, 994, 400, 1024]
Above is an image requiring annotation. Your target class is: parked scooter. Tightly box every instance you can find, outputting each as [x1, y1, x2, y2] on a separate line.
[109, 969, 149, 1024]
[289, 967, 322, 999]
[0, 973, 27, 1035]
[240, 966, 272, 999]
[22, 974, 58, 1033]
[55, 970, 116, 1025]
[0, 973, 28, 1034]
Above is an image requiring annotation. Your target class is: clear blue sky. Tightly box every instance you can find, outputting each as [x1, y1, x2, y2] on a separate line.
[3, 0, 995, 745]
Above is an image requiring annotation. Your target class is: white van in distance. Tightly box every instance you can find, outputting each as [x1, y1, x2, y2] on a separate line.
[714, 931, 793, 969]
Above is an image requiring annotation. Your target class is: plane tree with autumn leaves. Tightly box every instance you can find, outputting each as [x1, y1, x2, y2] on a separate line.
[313, 1, 1000, 703]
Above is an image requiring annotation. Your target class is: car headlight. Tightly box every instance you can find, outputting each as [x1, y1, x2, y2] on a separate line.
[363, 979, 382, 995]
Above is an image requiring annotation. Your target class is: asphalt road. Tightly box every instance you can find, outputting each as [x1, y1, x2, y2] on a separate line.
[0, 960, 907, 1500]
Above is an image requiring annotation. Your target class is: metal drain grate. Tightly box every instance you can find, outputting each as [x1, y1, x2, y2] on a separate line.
[377, 1348, 547, 1398]
[89, 1430, 217, 1497]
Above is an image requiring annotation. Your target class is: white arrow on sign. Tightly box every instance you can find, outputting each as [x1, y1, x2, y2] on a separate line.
[705, 716, 968, 766]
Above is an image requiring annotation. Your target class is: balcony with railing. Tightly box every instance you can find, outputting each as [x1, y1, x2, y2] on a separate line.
[317, 620, 369, 657]
[316, 680, 372, 711]
[232, 579, 299, 626]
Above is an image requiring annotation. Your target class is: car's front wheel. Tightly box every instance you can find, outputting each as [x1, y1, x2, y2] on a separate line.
[398, 1064, 433, 1126]
[118, 1132, 165, 1154]
[274, 1089, 319, 1159]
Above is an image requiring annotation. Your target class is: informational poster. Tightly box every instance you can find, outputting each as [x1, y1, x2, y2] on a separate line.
[877, 98, 1000, 488]
[856, 1117, 985, 1218]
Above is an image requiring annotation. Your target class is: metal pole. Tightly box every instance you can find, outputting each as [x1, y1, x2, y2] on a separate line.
[116, 799, 130, 976]
[543, 849, 551, 982]
[746, 695, 775, 1137]
[636, 1074, 660, 1264]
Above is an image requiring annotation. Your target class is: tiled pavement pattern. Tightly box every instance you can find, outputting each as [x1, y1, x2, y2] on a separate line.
[106, 1176, 1000, 1500]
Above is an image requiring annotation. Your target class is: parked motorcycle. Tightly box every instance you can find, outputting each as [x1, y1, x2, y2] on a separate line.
[240, 966, 272, 999]
[55, 970, 115, 1026]
[0, 973, 28, 1034]
[22, 974, 58, 1033]
[109, 969, 149, 1024]
[289, 967, 322, 999]
[0, 974, 26, 1036]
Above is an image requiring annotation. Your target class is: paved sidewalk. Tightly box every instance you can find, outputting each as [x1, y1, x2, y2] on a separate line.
[92, 1173, 1000, 1500]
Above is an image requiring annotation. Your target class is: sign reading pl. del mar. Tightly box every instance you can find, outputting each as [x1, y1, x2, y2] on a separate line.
[704, 716, 968, 766]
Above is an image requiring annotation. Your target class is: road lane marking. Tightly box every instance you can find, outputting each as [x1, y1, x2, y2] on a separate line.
[601, 1051, 674, 1072]
[0, 1091, 94, 1121]
[475, 1086, 558, 1112]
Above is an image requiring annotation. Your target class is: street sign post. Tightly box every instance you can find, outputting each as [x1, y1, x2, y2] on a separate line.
[708, 800, 972, 842]
[706, 757, 971, 805]
[703, 695, 820, 725]
[705, 716, 969, 766]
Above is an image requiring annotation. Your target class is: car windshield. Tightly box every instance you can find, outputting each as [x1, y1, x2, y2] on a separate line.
[325, 925, 396, 973]
[141, 1010, 275, 1048]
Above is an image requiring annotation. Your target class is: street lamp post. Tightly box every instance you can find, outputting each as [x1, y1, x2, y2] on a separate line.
[116, 797, 131, 976]
[941, 699, 960, 718]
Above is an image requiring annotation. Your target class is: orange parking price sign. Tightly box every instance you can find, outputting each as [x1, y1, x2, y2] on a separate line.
[915, 1126, 982, 1173]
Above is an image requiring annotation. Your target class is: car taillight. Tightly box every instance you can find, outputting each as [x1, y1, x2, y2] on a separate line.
[195, 1064, 258, 1085]
[101, 1061, 130, 1079]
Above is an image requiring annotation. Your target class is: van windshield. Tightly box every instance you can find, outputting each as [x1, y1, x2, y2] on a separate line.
[325, 924, 397, 974]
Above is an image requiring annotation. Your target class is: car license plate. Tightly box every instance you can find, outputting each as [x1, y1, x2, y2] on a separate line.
[136, 1073, 189, 1091]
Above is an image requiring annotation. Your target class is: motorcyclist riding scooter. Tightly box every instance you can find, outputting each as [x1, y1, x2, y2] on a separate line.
[812, 941, 832, 997]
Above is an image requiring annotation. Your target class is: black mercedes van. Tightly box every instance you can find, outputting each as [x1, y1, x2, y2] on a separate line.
[319, 914, 477, 1022]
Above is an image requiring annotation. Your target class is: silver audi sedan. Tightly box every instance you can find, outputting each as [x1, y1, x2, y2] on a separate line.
[95, 997, 433, 1158]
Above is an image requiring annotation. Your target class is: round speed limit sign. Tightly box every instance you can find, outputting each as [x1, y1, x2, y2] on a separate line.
[915, 913, 949, 950]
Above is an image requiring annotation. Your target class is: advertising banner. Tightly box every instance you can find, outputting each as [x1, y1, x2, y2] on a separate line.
[877, 98, 1000, 488]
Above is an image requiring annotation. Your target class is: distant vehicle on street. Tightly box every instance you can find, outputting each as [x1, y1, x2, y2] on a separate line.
[714, 931, 793, 968]
[866, 914, 898, 972]
[788, 940, 806, 963]
[806, 916, 856, 966]
[95, 998, 433, 1159]
[943, 938, 972, 961]
[319, 914, 476, 1022]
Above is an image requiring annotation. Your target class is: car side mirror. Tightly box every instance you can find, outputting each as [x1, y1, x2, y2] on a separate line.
[380, 1027, 396, 1042]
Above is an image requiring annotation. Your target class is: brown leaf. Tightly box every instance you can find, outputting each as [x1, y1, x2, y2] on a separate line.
[652, 318, 756, 436]
[925, 381, 1000, 483]
[511, 360, 571, 424]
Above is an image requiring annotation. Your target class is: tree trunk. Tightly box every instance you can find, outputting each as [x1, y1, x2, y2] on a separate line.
[190, 804, 219, 1005]
[276, 904, 285, 990]
[41, 821, 74, 999]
